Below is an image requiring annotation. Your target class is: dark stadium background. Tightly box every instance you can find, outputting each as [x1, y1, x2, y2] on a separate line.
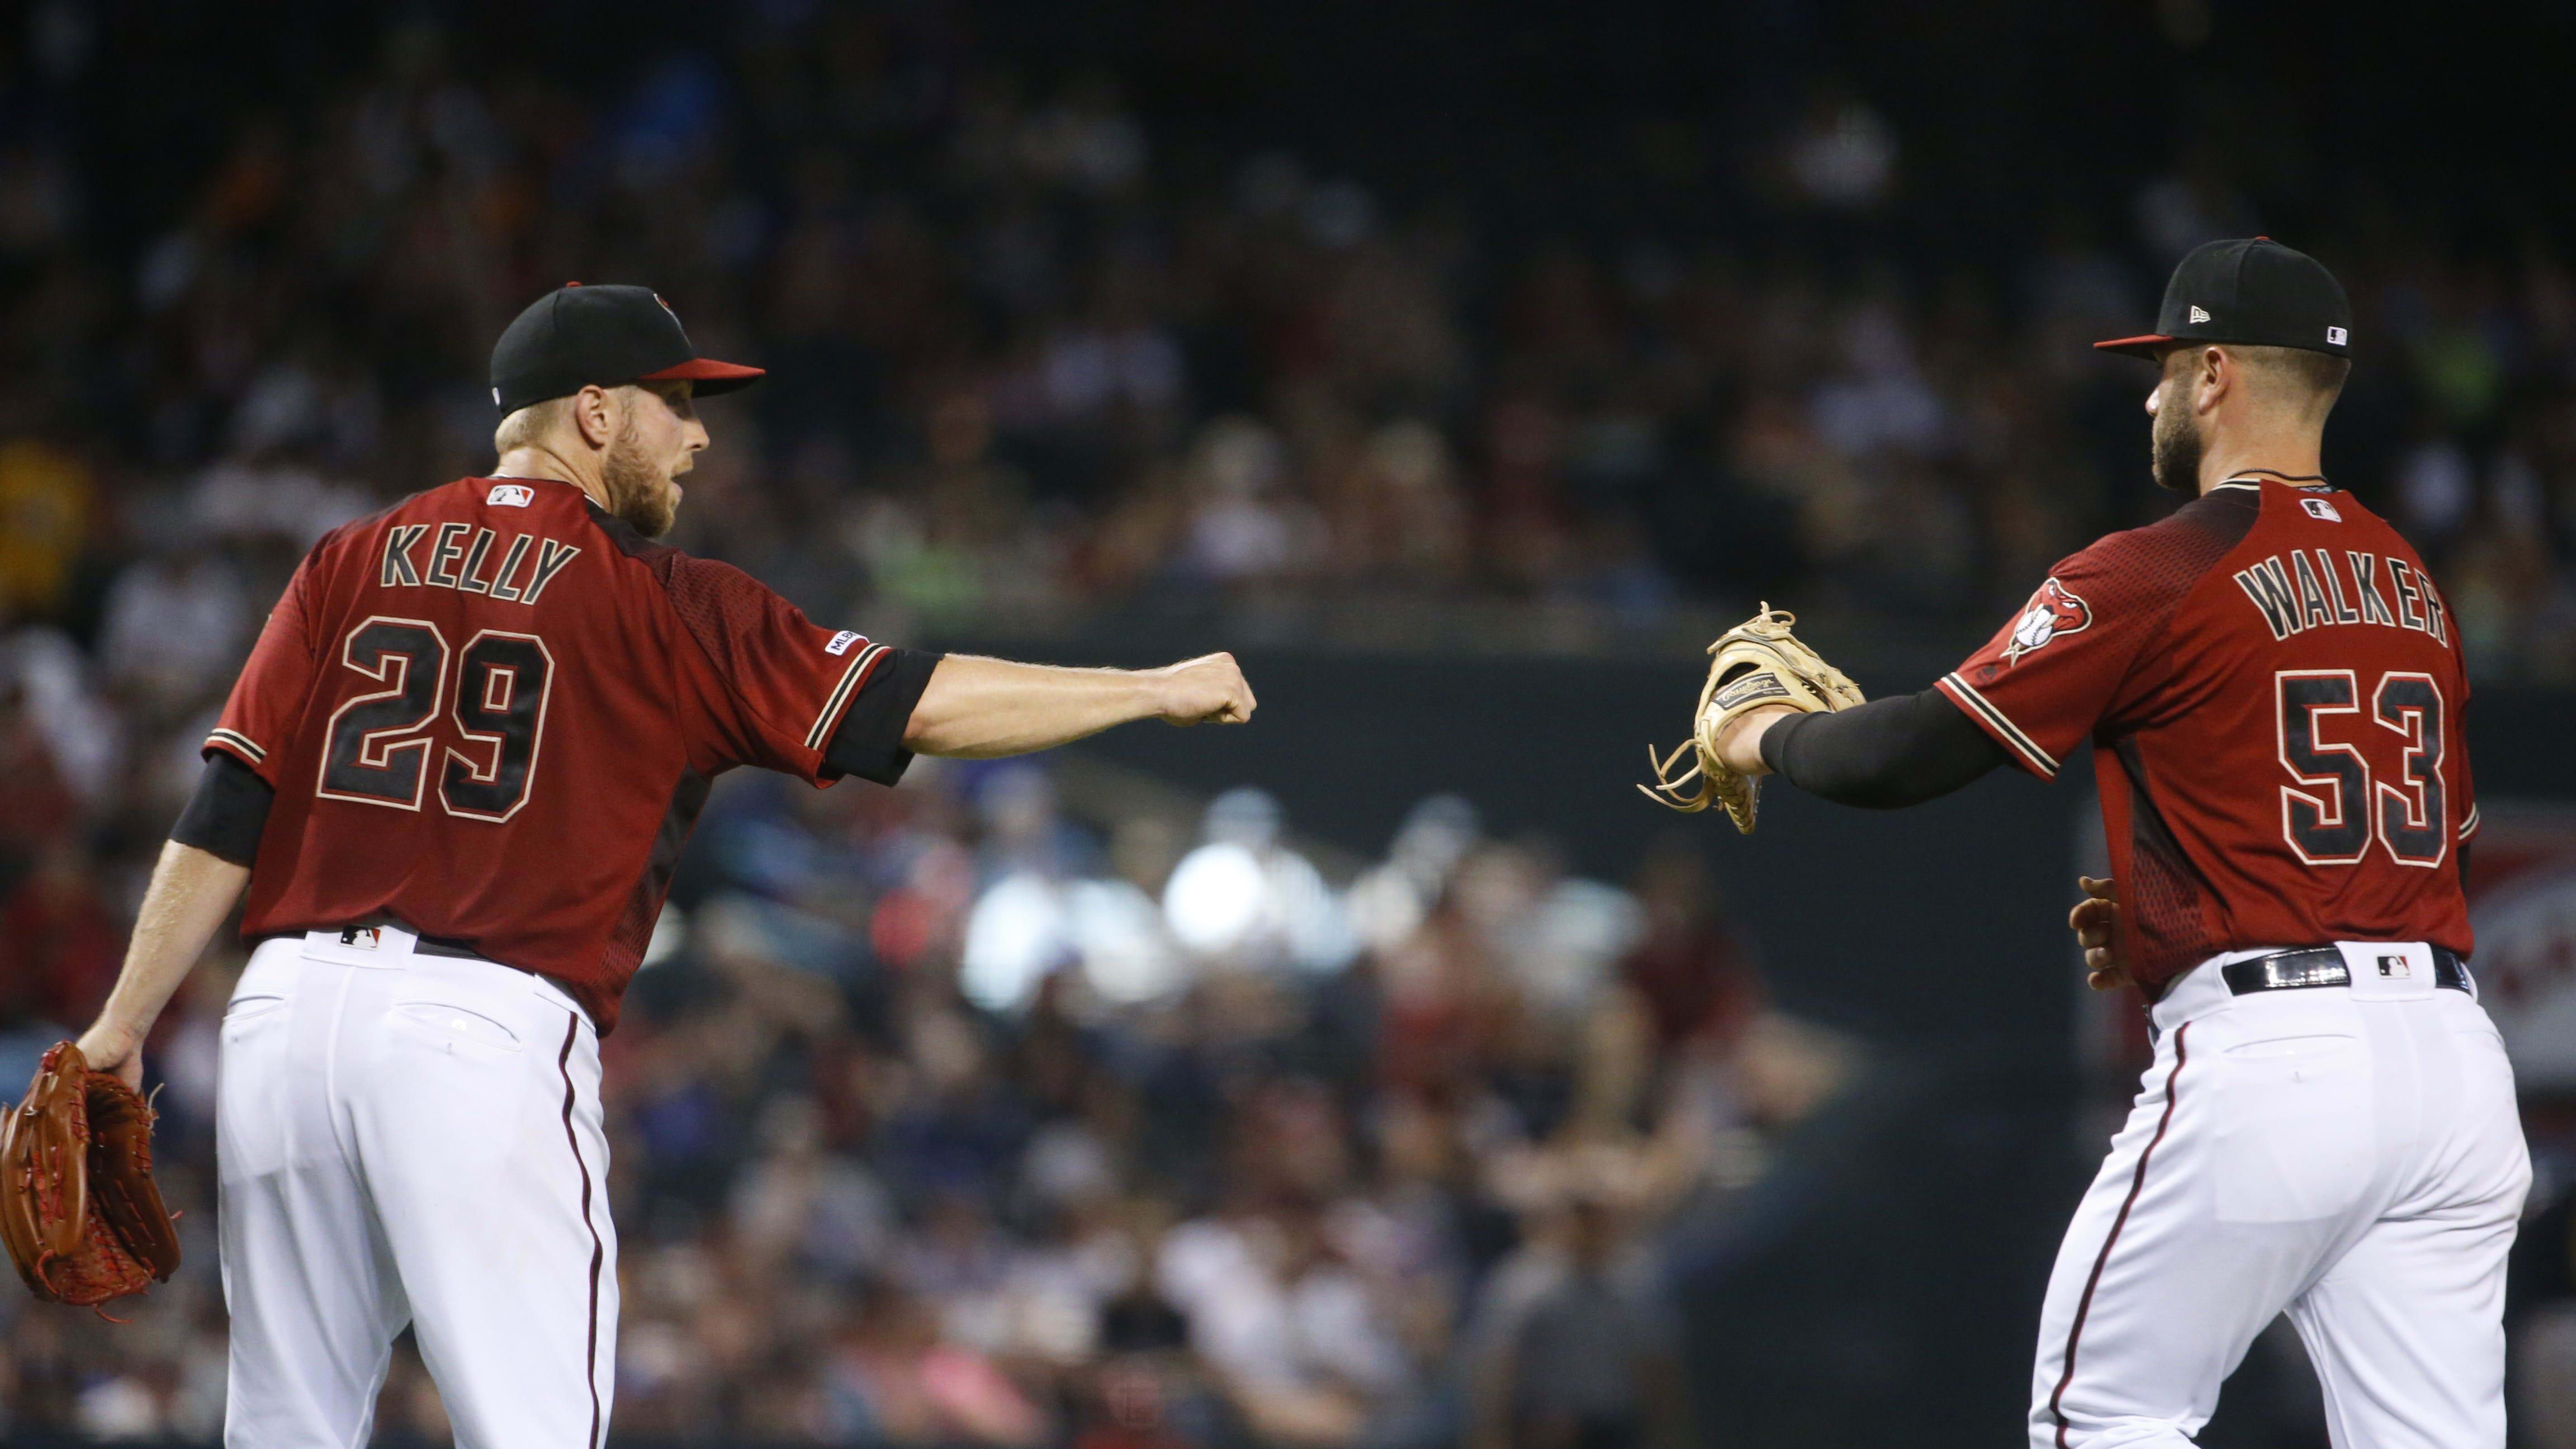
[3, 2, 2574, 1445]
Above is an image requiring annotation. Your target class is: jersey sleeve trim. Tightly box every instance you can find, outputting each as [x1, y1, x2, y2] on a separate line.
[205, 727, 268, 766]
[1934, 673, 2060, 779]
[171, 752, 275, 866]
[2459, 803, 2480, 841]
[823, 647, 941, 786]
[804, 642, 891, 751]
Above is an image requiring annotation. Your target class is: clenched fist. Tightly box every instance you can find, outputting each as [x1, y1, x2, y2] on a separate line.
[1148, 652, 1256, 726]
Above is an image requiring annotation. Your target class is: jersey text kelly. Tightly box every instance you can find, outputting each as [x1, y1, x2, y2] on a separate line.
[379, 523, 583, 605]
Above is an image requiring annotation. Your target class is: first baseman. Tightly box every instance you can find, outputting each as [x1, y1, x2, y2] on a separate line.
[74, 283, 1256, 1448]
[1668, 239, 2527, 1446]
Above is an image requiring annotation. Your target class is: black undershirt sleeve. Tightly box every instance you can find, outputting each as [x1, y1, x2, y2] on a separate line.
[171, 751, 276, 865]
[1758, 687, 2010, 809]
[822, 647, 944, 785]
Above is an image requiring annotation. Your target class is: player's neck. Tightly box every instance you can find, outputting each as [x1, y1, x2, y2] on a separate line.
[2196, 425, 2325, 496]
[493, 444, 610, 512]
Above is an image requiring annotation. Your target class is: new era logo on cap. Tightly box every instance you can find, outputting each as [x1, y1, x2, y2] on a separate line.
[2327, 326, 2347, 346]
[2189, 305, 2212, 324]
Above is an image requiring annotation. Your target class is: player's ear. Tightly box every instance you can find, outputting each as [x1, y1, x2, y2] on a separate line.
[570, 385, 616, 449]
[2195, 346, 2229, 414]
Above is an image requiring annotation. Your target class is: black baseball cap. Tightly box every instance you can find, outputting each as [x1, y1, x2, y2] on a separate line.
[490, 283, 764, 412]
[2095, 238, 2352, 361]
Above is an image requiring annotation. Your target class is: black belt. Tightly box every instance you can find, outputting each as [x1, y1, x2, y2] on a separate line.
[262, 920, 489, 962]
[2220, 946, 2471, 996]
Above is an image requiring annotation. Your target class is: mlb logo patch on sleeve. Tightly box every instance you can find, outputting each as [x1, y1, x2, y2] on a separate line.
[826, 630, 862, 656]
[488, 484, 535, 507]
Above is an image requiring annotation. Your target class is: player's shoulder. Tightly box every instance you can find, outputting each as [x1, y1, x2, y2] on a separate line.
[570, 504, 812, 654]
[2051, 484, 2263, 599]
[572, 501, 761, 596]
[2247, 480, 2417, 551]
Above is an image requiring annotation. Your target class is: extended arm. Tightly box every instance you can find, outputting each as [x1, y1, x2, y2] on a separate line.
[76, 753, 272, 1087]
[1722, 687, 2007, 808]
[901, 652, 1254, 759]
[78, 841, 252, 1090]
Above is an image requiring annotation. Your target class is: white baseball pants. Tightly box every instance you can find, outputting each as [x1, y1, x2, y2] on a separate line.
[218, 929, 617, 1448]
[2032, 941, 2530, 1448]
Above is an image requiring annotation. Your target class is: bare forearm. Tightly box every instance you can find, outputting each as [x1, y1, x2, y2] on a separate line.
[83, 842, 251, 1057]
[901, 652, 1253, 757]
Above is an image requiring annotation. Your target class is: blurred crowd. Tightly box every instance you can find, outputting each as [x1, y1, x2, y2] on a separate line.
[1, 758, 1869, 1445]
[8, 9, 2576, 673]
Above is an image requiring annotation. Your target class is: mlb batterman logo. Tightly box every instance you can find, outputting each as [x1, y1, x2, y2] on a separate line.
[2003, 577, 2092, 664]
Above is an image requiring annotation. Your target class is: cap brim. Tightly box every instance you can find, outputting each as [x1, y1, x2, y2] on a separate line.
[640, 357, 766, 396]
[2091, 334, 2177, 359]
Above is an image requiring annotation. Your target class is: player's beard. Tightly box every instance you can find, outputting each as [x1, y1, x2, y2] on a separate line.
[601, 416, 678, 537]
[2149, 375, 2204, 495]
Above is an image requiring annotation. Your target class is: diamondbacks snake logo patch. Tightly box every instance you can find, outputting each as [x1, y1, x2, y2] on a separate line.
[2004, 577, 2091, 664]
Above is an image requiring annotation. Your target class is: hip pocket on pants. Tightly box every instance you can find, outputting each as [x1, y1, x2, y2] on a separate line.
[389, 1001, 525, 1060]
[2214, 1032, 2375, 1224]
[217, 995, 295, 1181]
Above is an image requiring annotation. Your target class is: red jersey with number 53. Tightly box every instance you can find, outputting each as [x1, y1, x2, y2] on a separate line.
[1934, 479, 2474, 995]
[204, 476, 934, 1031]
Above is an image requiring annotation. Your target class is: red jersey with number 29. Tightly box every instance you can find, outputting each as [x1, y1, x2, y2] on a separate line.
[204, 476, 931, 1031]
[1934, 479, 2474, 995]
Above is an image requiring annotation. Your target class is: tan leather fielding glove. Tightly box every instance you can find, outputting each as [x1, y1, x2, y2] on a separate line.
[1640, 605, 1865, 832]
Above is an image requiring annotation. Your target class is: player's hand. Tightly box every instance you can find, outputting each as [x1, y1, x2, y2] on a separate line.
[75, 1021, 145, 1093]
[1147, 653, 1256, 726]
[1713, 704, 1800, 775]
[2070, 875, 2127, 992]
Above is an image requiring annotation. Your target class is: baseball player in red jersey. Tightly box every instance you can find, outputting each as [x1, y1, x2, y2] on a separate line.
[1710, 240, 2528, 1447]
[70, 284, 1256, 1449]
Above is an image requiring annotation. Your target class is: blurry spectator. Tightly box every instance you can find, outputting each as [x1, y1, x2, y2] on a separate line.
[828, 1281, 1050, 1446]
[1467, 1186, 1689, 1449]
[1345, 795, 1480, 960]
[0, 839, 121, 1031]
[0, 627, 122, 808]
[1782, 90, 1898, 212]
[0, 438, 91, 622]
[732, 1095, 898, 1285]
[97, 543, 250, 702]
[1453, 839, 1643, 1024]
[0, 670, 85, 863]
[1180, 416, 1328, 590]
[1162, 788, 1351, 974]
[1619, 840, 1762, 1050]
[1158, 1199, 1410, 1446]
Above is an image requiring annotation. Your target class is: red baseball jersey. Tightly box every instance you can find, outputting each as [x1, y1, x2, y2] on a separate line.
[1935, 479, 2475, 995]
[205, 475, 937, 1031]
